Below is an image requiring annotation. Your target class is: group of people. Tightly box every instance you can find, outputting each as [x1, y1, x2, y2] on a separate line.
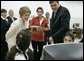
[1, 8, 17, 60]
[1, 1, 82, 60]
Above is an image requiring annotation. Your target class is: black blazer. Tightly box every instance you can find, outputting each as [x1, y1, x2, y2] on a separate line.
[50, 6, 71, 43]
[7, 16, 17, 27]
[1, 18, 10, 59]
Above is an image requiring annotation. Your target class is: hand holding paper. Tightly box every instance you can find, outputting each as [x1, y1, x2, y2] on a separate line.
[30, 25, 43, 31]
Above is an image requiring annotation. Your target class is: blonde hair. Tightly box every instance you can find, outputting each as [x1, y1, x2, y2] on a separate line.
[19, 6, 31, 18]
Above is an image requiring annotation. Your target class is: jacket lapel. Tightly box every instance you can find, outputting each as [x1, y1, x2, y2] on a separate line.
[51, 6, 62, 28]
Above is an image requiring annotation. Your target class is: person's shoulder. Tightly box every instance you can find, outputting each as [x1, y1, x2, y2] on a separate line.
[61, 6, 70, 12]
[7, 16, 10, 18]
[12, 19, 19, 24]
[1, 18, 4, 22]
[1, 18, 6, 23]
[32, 17, 38, 22]
[7, 46, 16, 55]
[10, 19, 20, 27]
[5, 46, 17, 60]
[1, 18, 4, 21]
[28, 48, 33, 53]
[27, 48, 34, 60]
[59, 6, 70, 16]
[32, 16, 38, 20]
[43, 17, 48, 22]
[43, 17, 47, 20]
[27, 48, 34, 56]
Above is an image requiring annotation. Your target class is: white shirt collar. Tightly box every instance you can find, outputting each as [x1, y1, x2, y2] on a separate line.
[16, 45, 29, 53]
[9, 16, 13, 18]
[10, 16, 15, 21]
[15, 45, 29, 60]
[1, 16, 8, 22]
[1, 16, 6, 20]
[19, 18, 29, 29]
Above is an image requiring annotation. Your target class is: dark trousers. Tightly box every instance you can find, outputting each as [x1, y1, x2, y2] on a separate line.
[44, 35, 51, 45]
[0, 43, 8, 60]
[44, 30, 51, 45]
[32, 41, 44, 60]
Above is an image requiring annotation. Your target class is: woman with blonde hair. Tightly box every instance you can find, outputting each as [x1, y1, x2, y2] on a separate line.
[6, 6, 31, 51]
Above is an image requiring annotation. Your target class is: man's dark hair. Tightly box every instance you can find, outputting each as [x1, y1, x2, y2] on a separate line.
[49, 1, 59, 4]
[1, 9, 7, 13]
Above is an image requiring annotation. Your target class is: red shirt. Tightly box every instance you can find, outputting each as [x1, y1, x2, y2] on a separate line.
[30, 16, 48, 42]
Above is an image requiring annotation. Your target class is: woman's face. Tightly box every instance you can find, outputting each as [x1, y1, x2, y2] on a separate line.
[21, 12, 30, 22]
[37, 9, 43, 18]
[63, 36, 73, 43]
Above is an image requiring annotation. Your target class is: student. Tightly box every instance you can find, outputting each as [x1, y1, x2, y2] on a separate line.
[30, 7, 48, 60]
[5, 29, 34, 60]
[6, 6, 31, 51]
[1, 9, 10, 60]
[63, 32, 74, 43]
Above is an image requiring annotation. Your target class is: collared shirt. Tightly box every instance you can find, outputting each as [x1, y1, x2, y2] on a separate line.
[1, 16, 8, 22]
[14, 45, 29, 60]
[10, 16, 15, 22]
[39, 18, 44, 26]
[52, 5, 60, 19]
[30, 16, 48, 41]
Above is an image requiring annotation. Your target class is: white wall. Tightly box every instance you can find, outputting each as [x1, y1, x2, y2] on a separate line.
[1, 1, 83, 29]
[60, 1, 83, 29]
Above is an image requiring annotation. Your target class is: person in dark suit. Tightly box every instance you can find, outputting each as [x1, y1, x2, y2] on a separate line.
[48, 1, 71, 43]
[5, 29, 34, 60]
[1, 9, 10, 60]
[7, 9, 17, 27]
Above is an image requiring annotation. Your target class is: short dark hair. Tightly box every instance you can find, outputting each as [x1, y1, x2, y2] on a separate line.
[49, 1, 59, 4]
[36, 7, 44, 13]
[65, 32, 74, 42]
[1, 9, 7, 13]
[16, 29, 30, 51]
